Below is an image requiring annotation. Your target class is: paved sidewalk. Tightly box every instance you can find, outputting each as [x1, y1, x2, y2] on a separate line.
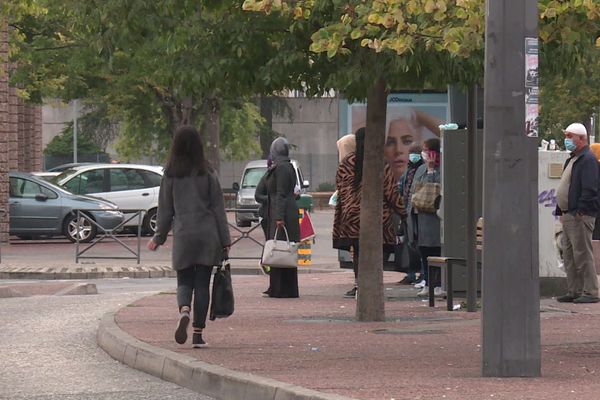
[101, 271, 600, 400]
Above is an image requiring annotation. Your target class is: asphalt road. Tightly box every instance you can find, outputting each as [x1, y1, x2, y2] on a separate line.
[1, 210, 338, 267]
[0, 278, 214, 400]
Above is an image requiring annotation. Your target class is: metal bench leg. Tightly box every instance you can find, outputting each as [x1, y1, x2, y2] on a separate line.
[428, 264, 435, 307]
[446, 261, 453, 311]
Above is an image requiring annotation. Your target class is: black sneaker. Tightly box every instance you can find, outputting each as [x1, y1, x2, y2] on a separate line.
[573, 295, 600, 304]
[396, 276, 416, 285]
[556, 294, 579, 303]
[174, 312, 190, 344]
[192, 332, 208, 348]
[344, 287, 357, 298]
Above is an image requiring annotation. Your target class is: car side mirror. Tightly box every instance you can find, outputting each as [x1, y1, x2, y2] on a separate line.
[302, 180, 310, 188]
[35, 193, 48, 202]
[232, 182, 240, 191]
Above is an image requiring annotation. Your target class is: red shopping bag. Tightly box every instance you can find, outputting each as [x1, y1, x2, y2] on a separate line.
[299, 211, 316, 241]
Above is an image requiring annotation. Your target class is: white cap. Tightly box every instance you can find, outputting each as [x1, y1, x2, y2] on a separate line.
[564, 123, 587, 136]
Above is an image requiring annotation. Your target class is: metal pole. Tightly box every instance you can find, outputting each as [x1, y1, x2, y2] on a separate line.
[482, 0, 540, 377]
[137, 211, 142, 264]
[75, 210, 80, 263]
[466, 85, 477, 312]
[73, 99, 78, 163]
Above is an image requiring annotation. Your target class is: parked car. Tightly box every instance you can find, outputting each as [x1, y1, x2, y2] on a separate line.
[233, 159, 309, 227]
[51, 164, 164, 234]
[9, 172, 124, 242]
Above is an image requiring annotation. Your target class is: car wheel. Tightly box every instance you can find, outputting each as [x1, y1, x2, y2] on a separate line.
[142, 208, 157, 235]
[64, 213, 97, 243]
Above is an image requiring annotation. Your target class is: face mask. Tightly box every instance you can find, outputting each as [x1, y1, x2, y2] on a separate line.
[409, 153, 421, 163]
[421, 151, 429, 162]
[564, 138, 577, 152]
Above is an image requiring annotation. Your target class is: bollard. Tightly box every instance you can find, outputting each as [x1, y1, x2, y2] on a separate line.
[297, 208, 313, 266]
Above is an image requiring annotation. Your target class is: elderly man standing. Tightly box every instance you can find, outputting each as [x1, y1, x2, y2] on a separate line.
[556, 123, 600, 303]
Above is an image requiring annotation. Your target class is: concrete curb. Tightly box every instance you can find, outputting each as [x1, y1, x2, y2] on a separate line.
[97, 311, 357, 400]
[0, 265, 336, 280]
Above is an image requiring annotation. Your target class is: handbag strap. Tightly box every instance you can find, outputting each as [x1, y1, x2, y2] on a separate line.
[273, 225, 291, 244]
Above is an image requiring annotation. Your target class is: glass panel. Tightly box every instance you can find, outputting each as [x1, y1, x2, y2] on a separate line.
[63, 175, 81, 194]
[140, 171, 162, 188]
[242, 168, 267, 188]
[109, 169, 128, 192]
[80, 169, 105, 194]
[39, 185, 58, 199]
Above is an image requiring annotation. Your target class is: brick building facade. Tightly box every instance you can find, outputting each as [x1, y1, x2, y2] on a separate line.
[1, 22, 43, 242]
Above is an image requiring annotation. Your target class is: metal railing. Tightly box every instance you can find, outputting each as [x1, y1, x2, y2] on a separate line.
[75, 209, 145, 264]
[226, 208, 264, 260]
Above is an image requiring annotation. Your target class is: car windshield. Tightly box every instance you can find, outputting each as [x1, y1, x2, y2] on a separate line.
[51, 169, 80, 187]
[242, 168, 267, 188]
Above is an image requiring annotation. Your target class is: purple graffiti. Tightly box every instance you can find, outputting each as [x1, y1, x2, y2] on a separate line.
[538, 189, 557, 208]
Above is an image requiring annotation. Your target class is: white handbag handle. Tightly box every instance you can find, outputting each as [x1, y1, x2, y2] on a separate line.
[273, 225, 291, 244]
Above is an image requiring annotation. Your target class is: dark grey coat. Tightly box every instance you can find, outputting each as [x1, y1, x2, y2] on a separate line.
[410, 164, 441, 248]
[265, 162, 300, 242]
[152, 172, 231, 270]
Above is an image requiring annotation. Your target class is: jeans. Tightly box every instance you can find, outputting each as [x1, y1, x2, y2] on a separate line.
[176, 265, 214, 329]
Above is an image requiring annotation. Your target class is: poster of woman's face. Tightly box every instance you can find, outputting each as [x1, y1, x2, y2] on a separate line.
[349, 100, 447, 179]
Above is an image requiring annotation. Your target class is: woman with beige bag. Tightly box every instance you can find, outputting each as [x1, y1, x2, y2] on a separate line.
[410, 137, 442, 297]
[262, 137, 300, 298]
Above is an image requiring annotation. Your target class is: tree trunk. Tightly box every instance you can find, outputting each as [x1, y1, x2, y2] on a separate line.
[259, 95, 275, 158]
[201, 97, 220, 173]
[356, 79, 388, 322]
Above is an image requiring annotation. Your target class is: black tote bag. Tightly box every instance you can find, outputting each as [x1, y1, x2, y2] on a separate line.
[209, 260, 235, 321]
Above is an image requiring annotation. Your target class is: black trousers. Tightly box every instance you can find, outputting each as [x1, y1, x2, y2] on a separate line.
[176, 265, 214, 329]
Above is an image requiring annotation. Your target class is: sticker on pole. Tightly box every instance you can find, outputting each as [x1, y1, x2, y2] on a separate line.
[525, 38, 539, 137]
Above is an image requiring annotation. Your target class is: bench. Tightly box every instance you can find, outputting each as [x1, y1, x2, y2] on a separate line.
[427, 218, 483, 311]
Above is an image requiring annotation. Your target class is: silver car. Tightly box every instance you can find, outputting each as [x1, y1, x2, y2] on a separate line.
[233, 159, 309, 227]
[9, 172, 124, 242]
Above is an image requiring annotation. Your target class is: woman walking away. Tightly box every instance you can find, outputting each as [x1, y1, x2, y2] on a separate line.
[147, 125, 231, 348]
[263, 137, 300, 298]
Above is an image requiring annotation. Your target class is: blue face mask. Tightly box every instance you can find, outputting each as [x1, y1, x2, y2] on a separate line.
[564, 138, 577, 152]
[409, 153, 421, 163]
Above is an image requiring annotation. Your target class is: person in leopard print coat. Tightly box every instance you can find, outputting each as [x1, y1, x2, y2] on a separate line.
[332, 127, 407, 297]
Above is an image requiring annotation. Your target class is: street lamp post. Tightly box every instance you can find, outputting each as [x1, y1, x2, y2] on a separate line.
[481, 0, 541, 377]
[73, 99, 78, 163]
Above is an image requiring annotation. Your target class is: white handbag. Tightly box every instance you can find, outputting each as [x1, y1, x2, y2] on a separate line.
[261, 226, 299, 268]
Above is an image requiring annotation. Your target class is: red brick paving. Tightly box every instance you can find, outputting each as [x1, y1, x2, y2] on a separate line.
[116, 272, 600, 400]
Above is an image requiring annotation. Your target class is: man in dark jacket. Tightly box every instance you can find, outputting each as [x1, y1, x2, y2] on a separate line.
[555, 123, 600, 303]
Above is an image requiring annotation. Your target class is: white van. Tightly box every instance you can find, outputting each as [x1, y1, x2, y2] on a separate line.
[233, 159, 309, 227]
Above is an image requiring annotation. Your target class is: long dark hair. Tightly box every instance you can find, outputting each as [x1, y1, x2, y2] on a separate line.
[354, 127, 365, 189]
[164, 125, 208, 177]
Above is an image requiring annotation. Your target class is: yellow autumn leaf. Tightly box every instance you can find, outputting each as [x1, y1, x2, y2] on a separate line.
[350, 29, 363, 40]
[424, 0, 436, 13]
[367, 13, 380, 24]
